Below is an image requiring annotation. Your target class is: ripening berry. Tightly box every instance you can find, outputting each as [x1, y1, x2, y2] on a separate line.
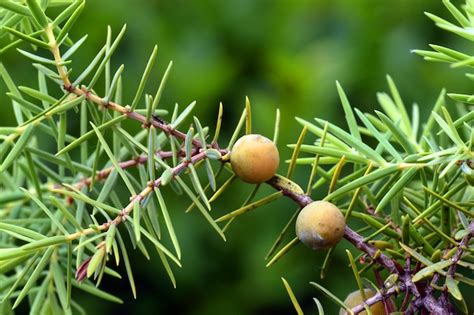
[339, 289, 385, 315]
[230, 134, 279, 183]
[295, 201, 345, 250]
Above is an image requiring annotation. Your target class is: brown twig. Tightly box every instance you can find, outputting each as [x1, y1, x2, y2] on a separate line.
[268, 177, 402, 274]
[53, 150, 210, 241]
[45, 24, 202, 149]
[66, 146, 227, 191]
[44, 21, 464, 314]
[350, 285, 400, 314]
[447, 220, 474, 278]
[72, 150, 178, 190]
[72, 86, 202, 147]
[267, 176, 454, 313]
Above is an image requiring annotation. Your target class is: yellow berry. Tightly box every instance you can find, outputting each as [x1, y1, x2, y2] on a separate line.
[230, 134, 279, 183]
[295, 201, 345, 250]
[339, 289, 385, 315]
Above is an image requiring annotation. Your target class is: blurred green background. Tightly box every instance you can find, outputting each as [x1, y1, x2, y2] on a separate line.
[1, 0, 472, 314]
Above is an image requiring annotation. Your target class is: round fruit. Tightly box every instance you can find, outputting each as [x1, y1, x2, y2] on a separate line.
[339, 289, 385, 315]
[295, 200, 345, 250]
[230, 134, 279, 183]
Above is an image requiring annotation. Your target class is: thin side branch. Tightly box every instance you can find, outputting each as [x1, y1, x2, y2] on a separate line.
[53, 150, 209, 241]
[267, 175, 453, 313]
[46, 24, 201, 148]
[46, 24, 71, 86]
[42, 20, 468, 315]
[268, 176, 401, 274]
[69, 150, 186, 190]
[350, 285, 400, 314]
[447, 220, 474, 278]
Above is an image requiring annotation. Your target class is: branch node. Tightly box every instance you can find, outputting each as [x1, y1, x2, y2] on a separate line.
[119, 208, 128, 221]
[64, 84, 74, 92]
[147, 180, 155, 189]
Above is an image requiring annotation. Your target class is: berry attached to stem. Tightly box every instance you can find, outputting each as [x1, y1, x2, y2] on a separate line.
[295, 200, 345, 250]
[340, 289, 386, 315]
[230, 134, 279, 183]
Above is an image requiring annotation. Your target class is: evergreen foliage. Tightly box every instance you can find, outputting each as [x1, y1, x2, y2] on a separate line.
[0, 0, 472, 314]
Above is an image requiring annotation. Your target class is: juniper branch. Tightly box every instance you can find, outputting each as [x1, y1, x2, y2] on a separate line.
[44, 23, 202, 148]
[447, 220, 474, 278]
[350, 286, 399, 315]
[52, 150, 210, 241]
[69, 149, 194, 190]
[1, 2, 473, 315]
[268, 174, 456, 314]
[268, 176, 401, 274]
